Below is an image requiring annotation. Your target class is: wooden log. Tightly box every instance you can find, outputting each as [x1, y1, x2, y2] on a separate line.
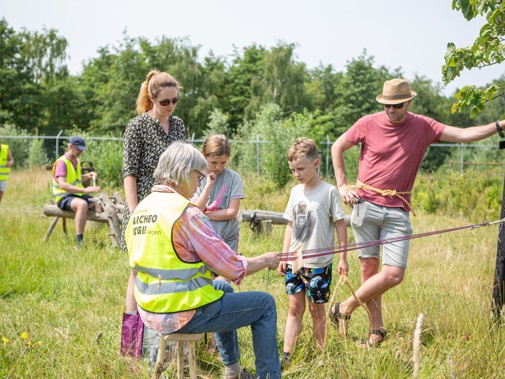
[43, 203, 110, 223]
[239, 210, 288, 225]
[239, 210, 350, 226]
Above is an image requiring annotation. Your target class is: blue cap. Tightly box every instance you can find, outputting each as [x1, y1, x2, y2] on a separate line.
[69, 136, 87, 151]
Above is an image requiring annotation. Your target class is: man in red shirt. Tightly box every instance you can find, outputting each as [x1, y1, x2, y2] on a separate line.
[330, 78, 504, 346]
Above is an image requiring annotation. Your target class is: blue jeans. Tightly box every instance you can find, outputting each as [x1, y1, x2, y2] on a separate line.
[177, 280, 281, 379]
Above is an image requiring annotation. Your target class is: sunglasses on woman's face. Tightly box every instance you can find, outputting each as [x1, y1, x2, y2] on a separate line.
[155, 96, 180, 106]
[384, 102, 405, 109]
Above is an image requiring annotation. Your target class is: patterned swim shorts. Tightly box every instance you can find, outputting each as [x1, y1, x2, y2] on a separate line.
[285, 264, 333, 304]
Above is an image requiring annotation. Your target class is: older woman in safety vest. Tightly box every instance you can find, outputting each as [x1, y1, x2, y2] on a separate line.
[126, 141, 281, 379]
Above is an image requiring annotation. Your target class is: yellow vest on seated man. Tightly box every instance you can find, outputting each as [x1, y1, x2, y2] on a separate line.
[52, 155, 85, 203]
[126, 191, 223, 314]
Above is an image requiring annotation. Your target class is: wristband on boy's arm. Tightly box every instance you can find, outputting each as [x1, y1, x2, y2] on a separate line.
[496, 120, 504, 138]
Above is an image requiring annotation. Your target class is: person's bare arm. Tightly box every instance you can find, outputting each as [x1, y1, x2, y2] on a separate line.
[194, 173, 216, 211]
[245, 252, 282, 276]
[335, 218, 349, 275]
[331, 133, 358, 204]
[278, 221, 293, 276]
[124, 175, 138, 213]
[440, 120, 503, 143]
[205, 198, 241, 220]
[7, 150, 13, 167]
[57, 176, 99, 194]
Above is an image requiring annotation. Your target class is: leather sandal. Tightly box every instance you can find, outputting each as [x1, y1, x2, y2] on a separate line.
[359, 329, 386, 348]
[329, 302, 351, 336]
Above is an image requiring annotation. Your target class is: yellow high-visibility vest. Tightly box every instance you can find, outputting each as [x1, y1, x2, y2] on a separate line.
[126, 191, 223, 314]
[0, 144, 11, 181]
[52, 155, 85, 203]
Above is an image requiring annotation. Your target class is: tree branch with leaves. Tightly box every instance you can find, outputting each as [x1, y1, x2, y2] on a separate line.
[442, 0, 505, 117]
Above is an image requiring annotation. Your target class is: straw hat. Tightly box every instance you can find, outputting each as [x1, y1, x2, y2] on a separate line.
[376, 78, 417, 105]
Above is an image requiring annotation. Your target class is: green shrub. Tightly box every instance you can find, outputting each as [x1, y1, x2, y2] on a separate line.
[238, 103, 310, 188]
[413, 169, 503, 221]
[0, 125, 29, 167]
[27, 139, 50, 167]
[84, 139, 123, 189]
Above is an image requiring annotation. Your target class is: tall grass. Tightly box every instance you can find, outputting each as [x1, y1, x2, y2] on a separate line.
[1, 168, 504, 378]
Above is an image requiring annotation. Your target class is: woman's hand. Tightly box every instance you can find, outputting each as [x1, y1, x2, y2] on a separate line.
[245, 252, 282, 275]
[264, 252, 282, 270]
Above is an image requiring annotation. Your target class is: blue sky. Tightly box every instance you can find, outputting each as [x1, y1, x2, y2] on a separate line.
[2, 0, 504, 96]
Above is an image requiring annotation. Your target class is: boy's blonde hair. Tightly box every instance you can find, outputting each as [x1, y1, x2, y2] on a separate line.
[202, 134, 231, 157]
[287, 137, 319, 162]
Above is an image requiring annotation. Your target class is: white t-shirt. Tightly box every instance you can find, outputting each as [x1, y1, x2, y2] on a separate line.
[283, 181, 346, 268]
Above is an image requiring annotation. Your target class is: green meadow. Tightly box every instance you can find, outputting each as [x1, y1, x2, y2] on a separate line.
[1, 167, 504, 378]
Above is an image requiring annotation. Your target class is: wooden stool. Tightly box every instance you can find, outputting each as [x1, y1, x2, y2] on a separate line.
[152, 333, 204, 379]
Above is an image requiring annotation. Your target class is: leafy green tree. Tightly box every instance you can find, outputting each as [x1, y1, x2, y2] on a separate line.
[256, 43, 309, 115]
[202, 108, 231, 137]
[305, 64, 344, 115]
[17, 26, 68, 84]
[0, 19, 70, 134]
[86, 33, 148, 134]
[222, 44, 267, 132]
[183, 53, 227, 137]
[442, 0, 505, 117]
[333, 52, 399, 136]
[0, 19, 44, 132]
[77, 47, 119, 133]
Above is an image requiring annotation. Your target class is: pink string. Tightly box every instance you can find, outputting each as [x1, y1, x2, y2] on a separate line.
[281, 219, 504, 261]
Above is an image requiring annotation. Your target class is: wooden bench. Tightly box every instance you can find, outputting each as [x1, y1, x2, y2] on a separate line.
[43, 192, 124, 247]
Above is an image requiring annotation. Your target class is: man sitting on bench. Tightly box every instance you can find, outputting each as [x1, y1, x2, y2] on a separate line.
[52, 136, 100, 246]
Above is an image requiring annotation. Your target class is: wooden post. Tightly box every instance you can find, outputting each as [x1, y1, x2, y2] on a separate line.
[492, 174, 505, 321]
[101, 193, 121, 247]
[44, 216, 61, 241]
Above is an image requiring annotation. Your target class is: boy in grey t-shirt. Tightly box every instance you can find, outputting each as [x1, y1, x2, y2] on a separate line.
[278, 137, 348, 365]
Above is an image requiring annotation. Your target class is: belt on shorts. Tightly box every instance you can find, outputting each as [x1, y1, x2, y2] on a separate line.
[347, 180, 415, 216]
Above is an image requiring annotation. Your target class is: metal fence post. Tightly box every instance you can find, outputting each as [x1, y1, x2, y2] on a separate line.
[460, 143, 465, 175]
[325, 135, 330, 178]
[55, 130, 63, 160]
[256, 135, 261, 175]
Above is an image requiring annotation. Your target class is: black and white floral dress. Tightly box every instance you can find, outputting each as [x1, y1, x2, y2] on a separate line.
[121, 112, 186, 251]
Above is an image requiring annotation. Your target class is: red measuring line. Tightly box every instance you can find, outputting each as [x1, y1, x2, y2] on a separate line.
[280, 218, 504, 261]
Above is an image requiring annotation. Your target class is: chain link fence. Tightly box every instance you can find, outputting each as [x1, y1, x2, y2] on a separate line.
[1, 132, 503, 177]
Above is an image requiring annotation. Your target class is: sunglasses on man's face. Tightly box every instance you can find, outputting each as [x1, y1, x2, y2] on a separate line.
[155, 96, 180, 106]
[384, 102, 405, 109]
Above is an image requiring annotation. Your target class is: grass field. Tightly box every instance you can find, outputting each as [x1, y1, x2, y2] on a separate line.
[1, 167, 504, 378]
